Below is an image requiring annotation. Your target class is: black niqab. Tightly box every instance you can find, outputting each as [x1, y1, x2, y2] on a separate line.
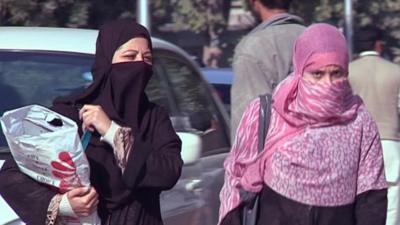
[54, 19, 153, 132]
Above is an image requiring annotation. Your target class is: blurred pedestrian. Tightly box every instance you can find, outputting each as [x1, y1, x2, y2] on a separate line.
[203, 0, 232, 68]
[0, 19, 183, 225]
[349, 25, 400, 225]
[230, 0, 305, 140]
[219, 23, 388, 225]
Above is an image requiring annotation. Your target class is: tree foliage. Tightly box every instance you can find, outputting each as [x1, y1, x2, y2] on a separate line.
[0, 0, 136, 28]
[291, 0, 400, 63]
[0, 0, 90, 27]
[1, 0, 400, 63]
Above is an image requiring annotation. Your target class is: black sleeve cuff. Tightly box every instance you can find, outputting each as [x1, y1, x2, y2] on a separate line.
[122, 133, 152, 189]
[355, 189, 388, 225]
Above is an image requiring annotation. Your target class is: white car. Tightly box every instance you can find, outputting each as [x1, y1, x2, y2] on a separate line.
[0, 27, 231, 225]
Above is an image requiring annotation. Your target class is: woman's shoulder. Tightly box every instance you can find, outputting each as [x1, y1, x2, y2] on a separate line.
[356, 102, 372, 120]
[248, 97, 261, 110]
[146, 103, 173, 126]
[246, 93, 275, 116]
[243, 97, 262, 117]
[148, 103, 169, 116]
[354, 102, 379, 130]
[236, 97, 263, 127]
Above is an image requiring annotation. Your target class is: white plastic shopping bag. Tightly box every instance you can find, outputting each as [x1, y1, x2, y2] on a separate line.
[0, 105, 100, 225]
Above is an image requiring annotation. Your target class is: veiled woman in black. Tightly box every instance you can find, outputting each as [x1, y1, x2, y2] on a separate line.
[0, 19, 183, 225]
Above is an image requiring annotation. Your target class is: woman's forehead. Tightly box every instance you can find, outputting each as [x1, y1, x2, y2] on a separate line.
[314, 65, 344, 71]
[118, 37, 150, 51]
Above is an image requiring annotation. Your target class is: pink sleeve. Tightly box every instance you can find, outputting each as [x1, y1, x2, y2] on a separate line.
[218, 98, 261, 225]
[356, 112, 388, 195]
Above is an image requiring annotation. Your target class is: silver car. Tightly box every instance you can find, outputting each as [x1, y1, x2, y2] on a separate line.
[0, 27, 231, 225]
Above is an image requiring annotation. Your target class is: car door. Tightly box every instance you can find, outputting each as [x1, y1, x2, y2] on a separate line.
[144, 51, 206, 225]
[152, 48, 231, 225]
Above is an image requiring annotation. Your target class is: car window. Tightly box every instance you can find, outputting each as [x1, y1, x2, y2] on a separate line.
[145, 59, 178, 115]
[0, 51, 93, 109]
[212, 84, 231, 115]
[0, 50, 230, 155]
[0, 51, 93, 148]
[154, 50, 230, 155]
[213, 84, 231, 105]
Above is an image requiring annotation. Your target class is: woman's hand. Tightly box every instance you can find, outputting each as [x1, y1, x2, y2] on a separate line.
[66, 186, 99, 217]
[79, 105, 111, 136]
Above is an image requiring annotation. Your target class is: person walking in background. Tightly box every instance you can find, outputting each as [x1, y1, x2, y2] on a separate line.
[220, 23, 387, 225]
[203, 0, 232, 68]
[230, 0, 305, 140]
[0, 19, 183, 225]
[349, 25, 400, 225]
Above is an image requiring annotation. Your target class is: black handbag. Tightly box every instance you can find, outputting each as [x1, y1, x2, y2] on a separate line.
[240, 94, 272, 225]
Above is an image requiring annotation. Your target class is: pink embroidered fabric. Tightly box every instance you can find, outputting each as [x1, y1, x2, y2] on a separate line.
[46, 194, 63, 225]
[218, 24, 388, 224]
[113, 127, 134, 172]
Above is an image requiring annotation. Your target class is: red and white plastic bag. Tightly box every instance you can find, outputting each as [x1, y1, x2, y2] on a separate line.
[0, 105, 100, 225]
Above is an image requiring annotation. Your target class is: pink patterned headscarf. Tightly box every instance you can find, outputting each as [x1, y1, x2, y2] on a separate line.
[218, 24, 386, 225]
[273, 23, 358, 128]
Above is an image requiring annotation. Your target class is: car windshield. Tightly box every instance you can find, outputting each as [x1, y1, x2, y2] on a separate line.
[0, 51, 94, 149]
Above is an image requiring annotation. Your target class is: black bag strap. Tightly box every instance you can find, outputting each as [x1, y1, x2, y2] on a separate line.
[240, 94, 272, 205]
[257, 94, 272, 152]
[241, 94, 272, 225]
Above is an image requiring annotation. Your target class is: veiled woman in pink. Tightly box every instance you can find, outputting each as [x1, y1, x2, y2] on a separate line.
[219, 23, 388, 225]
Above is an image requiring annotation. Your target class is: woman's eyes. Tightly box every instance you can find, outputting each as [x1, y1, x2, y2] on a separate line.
[123, 54, 136, 59]
[122, 54, 152, 62]
[311, 71, 323, 78]
[144, 56, 153, 61]
[310, 70, 344, 78]
[332, 70, 345, 77]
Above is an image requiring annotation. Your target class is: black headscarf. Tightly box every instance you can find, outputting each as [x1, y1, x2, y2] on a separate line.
[54, 19, 153, 132]
[52, 19, 158, 212]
